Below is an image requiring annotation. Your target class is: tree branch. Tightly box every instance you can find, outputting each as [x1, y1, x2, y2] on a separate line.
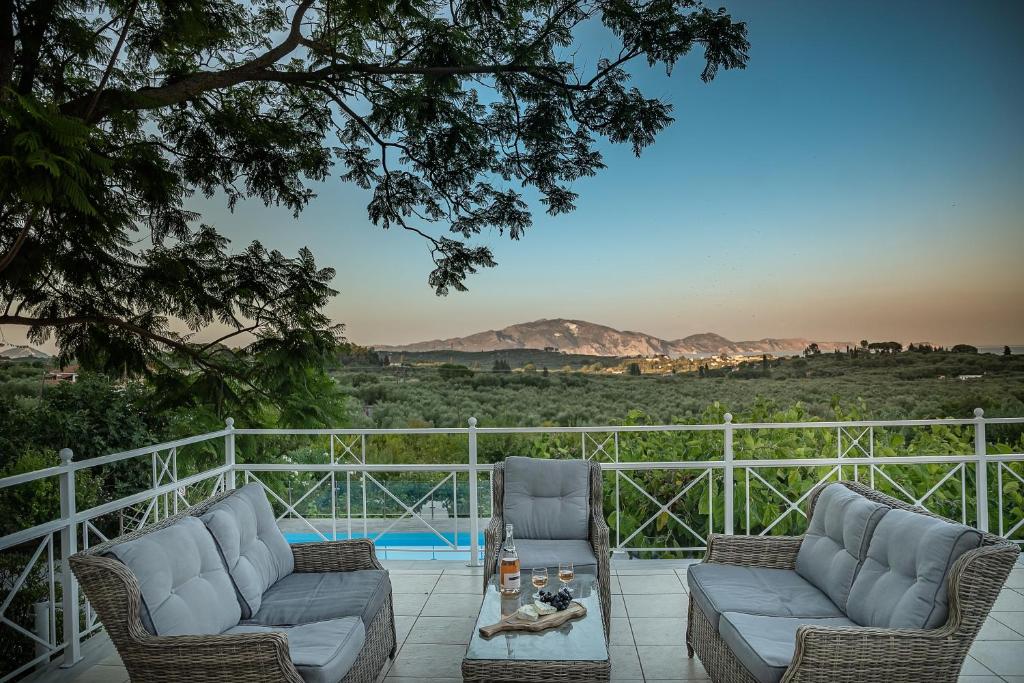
[14, 0, 58, 94]
[83, 0, 139, 123]
[0, 214, 35, 274]
[0, 313, 225, 372]
[0, 0, 14, 94]
[63, 0, 317, 119]
[64, 56, 588, 120]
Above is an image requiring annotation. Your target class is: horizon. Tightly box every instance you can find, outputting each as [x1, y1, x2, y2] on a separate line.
[365, 316, 1024, 350]
[2, 0, 1023, 353]
[5, 312, 1023, 356]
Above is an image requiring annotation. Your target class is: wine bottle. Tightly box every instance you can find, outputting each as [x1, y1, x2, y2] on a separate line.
[499, 523, 520, 596]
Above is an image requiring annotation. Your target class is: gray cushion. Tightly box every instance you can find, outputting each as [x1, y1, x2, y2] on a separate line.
[226, 617, 365, 683]
[106, 516, 240, 636]
[503, 457, 590, 540]
[246, 570, 391, 628]
[201, 483, 295, 618]
[492, 539, 597, 574]
[718, 612, 857, 683]
[795, 484, 889, 611]
[847, 508, 982, 629]
[687, 563, 843, 631]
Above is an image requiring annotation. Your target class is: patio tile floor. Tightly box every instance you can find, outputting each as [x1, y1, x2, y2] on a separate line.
[25, 558, 1024, 683]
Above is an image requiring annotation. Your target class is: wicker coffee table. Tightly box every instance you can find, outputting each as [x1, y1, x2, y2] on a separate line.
[462, 566, 610, 682]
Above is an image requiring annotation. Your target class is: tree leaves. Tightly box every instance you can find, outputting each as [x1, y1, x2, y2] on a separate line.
[1, 0, 748, 412]
[7, 0, 748, 294]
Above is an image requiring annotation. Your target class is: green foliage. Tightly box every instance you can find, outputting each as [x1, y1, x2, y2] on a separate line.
[438, 363, 473, 381]
[330, 351, 1024, 428]
[2, 0, 748, 325]
[0, 549, 55, 676]
[868, 341, 903, 353]
[317, 352, 1024, 558]
[0, 92, 110, 216]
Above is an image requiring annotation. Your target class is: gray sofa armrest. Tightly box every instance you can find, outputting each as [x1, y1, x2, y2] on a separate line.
[783, 623, 960, 683]
[589, 511, 612, 637]
[704, 533, 803, 569]
[133, 631, 304, 682]
[291, 538, 383, 572]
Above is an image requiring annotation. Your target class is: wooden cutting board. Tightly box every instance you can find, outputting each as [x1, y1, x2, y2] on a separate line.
[479, 602, 587, 638]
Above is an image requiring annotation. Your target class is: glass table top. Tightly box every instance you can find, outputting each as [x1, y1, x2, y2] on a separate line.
[464, 566, 608, 662]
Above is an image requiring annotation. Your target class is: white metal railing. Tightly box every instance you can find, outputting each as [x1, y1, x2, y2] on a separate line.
[1, 411, 1022, 678]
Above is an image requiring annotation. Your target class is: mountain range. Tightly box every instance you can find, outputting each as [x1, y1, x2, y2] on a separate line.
[0, 344, 51, 360]
[374, 319, 852, 358]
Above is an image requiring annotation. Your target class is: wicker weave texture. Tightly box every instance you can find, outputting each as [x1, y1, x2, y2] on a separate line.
[70, 487, 396, 683]
[685, 480, 1020, 683]
[483, 459, 612, 637]
[461, 656, 611, 682]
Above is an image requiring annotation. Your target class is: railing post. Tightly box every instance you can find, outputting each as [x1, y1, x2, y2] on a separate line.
[58, 448, 81, 667]
[33, 600, 50, 670]
[468, 417, 480, 567]
[974, 408, 988, 533]
[225, 417, 236, 490]
[723, 414, 734, 536]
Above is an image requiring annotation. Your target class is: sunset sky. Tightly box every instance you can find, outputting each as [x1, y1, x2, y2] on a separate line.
[3, 0, 1023, 352]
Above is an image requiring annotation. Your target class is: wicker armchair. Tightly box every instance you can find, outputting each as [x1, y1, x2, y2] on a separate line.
[483, 458, 611, 637]
[685, 480, 1020, 683]
[70, 489, 396, 683]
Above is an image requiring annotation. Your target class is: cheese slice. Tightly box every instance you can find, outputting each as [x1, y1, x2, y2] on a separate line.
[534, 601, 557, 616]
[516, 604, 539, 621]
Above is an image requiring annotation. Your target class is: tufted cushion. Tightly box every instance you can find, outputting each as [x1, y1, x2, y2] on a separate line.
[687, 563, 844, 631]
[106, 516, 240, 636]
[200, 483, 295, 619]
[795, 484, 888, 611]
[718, 612, 858, 683]
[226, 617, 365, 683]
[246, 570, 391, 628]
[503, 457, 590, 540]
[847, 508, 982, 629]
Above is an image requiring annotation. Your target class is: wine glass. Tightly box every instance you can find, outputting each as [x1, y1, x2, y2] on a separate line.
[531, 567, 548, 599]
[558, 561, 574, 591]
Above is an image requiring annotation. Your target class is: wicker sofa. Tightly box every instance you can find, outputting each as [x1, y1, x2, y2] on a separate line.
[71, 483, 396, 683]
[484, 456, 611, 637]
[685, 480, 1020, 683]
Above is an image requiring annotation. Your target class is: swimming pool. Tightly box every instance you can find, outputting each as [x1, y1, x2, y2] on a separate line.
[284, 530, 485, 560]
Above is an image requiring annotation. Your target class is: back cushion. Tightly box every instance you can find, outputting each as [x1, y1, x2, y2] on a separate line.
[107, 516, 240, 636]
[847, 508, 982, 629]
[796, 484, 889, 611]
[503, 457, 590, 540]
[201, 484, 295, 619]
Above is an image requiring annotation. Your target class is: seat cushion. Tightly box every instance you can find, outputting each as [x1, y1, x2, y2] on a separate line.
[493, 539, 598, 574]
[795, 483, 889, 611]
[201, 483, 295, 618]
[106, 516, 240, 636]
[226, 617, 365, 683]
[503, 457, 591, 540]
[687, 563, 843, 631]
[847, 508, 982, 629]
[718, 612, 857, 683]
[246, 570, 391, 628]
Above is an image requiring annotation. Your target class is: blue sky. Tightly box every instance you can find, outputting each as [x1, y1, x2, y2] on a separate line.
[171, 1, 1024, 346]
[8, 1, 1019, 352]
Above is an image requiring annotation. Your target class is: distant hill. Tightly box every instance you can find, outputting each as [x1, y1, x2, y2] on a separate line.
[0, 345, 50, 360]
[374, 319, 851, 358]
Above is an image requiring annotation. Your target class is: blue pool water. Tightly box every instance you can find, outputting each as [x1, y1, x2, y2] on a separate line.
[284, 531, 485, 560]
